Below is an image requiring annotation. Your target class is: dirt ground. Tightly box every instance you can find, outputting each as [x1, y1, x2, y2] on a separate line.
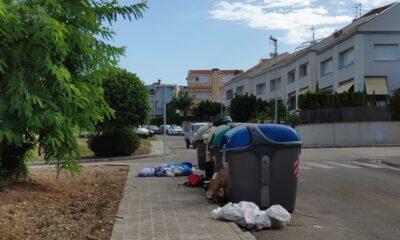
[0, 165, 129, 240]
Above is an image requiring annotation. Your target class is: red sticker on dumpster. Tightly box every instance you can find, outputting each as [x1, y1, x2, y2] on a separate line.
[294, 159, 299, 177]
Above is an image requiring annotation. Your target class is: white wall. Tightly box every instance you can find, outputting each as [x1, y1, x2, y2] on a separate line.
[297, 121, 400, 147]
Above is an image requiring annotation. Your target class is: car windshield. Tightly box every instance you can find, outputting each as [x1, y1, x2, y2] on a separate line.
[173, 126, 182, 130]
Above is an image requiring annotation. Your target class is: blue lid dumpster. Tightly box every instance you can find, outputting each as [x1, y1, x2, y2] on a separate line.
[221, 124, 302, 212]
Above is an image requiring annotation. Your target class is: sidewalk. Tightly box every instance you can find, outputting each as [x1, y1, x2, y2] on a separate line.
[110, 158, 255, 240]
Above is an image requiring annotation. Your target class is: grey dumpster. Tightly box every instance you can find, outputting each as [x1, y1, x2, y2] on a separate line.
[221, 124, 302, 212]
[195, 124, 210, 170]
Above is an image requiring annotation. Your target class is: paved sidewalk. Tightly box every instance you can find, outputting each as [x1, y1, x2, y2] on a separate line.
[110, 158, 255, 240]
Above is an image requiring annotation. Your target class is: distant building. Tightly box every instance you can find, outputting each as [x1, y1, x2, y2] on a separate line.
[186, 69, 243, 103]
[146, 80, 182, 118]
[224, 3, 400, 110]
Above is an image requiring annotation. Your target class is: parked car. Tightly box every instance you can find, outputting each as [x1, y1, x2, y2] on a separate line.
[158, 125, 171, 134]
[144, 125, 159, 136]
[136, 126, 150, 138]
[168, 126, 183, 135]
[184, 122, 208, 149]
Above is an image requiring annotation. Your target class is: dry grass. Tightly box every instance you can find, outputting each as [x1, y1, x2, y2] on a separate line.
[0, 166, 129, 240]
[133, 138, 152, 155]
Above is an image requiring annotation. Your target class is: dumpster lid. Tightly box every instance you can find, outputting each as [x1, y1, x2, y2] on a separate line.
[195, 124, 210, 140]
[256, 124, 300, 143]
[210, 125, 231, 147]
[222, 125, 251, 149]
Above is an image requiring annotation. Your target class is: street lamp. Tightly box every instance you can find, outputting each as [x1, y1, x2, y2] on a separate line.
[269, 36, 278, 124]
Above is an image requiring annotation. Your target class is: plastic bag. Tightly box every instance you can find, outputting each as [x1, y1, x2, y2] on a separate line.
[211, 202, 271, 230]
[266, 205, 291, 228]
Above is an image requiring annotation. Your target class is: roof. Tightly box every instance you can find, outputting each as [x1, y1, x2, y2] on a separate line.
[361, 3, 396, 18]
[188, 69, 243, 75]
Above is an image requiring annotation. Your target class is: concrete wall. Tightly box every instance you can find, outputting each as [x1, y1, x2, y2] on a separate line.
[296, 121, 400, 147]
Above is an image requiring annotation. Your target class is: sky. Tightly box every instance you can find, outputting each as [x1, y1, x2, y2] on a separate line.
[111, 0, 396, 85]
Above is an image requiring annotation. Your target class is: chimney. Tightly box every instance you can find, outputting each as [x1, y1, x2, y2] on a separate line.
[157, 79, 161, 85]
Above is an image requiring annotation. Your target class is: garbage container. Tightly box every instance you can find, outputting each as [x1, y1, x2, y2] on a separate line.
[221, 124, 302, 212]
[209, 125, 231, 172]
[195, 124, 210, 171]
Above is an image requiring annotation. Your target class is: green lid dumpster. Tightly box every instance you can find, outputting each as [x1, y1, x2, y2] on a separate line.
[221, 124, 302, 212]
[209, 125, 231, 172]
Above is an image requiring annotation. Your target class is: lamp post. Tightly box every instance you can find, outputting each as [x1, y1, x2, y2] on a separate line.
[163, 83, 166, 163]
[269, 36, 278, 124]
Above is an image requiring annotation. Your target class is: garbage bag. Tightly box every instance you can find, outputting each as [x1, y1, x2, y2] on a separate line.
[138, 168, 155, 177]
[211, 202, 271, 230]
[266, 205, 291, 228]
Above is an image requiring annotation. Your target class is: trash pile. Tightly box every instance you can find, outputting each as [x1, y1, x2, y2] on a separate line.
[212, 202, 291, 231]
[138, 162, 206, 178]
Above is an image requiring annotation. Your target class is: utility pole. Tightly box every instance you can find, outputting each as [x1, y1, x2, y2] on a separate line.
[163, 82, 166, 163]
[269, 36, 278, 124]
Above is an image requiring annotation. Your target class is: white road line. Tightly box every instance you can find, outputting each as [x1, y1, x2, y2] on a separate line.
[304, 162, 337, 169]
[325, 162, 361, 169]
[350, 162, 384, 168]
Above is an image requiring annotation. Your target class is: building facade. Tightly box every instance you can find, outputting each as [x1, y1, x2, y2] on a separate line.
[187, 69, 243, 103]
[146, 80, 182, 118]
[224, 3, 400, 110]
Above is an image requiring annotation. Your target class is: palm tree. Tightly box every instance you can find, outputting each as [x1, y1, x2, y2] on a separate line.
[171, 90, 194, 118]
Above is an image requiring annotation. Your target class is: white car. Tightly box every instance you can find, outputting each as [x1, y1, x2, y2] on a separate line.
[136, 127, 150, 138]
[168, 126, 183, 135]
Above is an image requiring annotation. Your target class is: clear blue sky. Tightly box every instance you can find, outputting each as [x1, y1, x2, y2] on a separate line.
[111, 0, 394, 85]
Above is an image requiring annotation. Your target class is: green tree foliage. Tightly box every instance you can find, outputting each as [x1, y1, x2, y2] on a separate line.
[298, 92, 367, 109]
[99, 67, 149, 131]
[170, 90, 194, 118]
[229, 94, 272, 122]
[0, 0, 147, 178]
[389, 89, 400, 120]
[192, 100, 222, 122]
[88, 129, 139, 157]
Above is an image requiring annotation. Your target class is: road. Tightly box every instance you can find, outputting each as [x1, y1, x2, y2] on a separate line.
[164, 135, 400, 240]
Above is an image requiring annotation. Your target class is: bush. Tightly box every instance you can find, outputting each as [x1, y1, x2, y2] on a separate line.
[88, 129, 140, 157]
[389, 89, 400, 120]
[298, 92, 367, 109]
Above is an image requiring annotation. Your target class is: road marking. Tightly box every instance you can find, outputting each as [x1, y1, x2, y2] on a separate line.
[350, 162, 384, 168]
[325, 162, 361, 169]
[304, 162, 337, 169]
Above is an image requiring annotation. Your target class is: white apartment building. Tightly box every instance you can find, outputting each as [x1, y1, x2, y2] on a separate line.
[224, 3, 400, 110]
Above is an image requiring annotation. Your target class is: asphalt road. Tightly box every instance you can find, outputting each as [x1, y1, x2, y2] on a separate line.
[164, 135, 400, 240]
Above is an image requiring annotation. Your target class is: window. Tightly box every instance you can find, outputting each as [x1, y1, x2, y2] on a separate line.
[288, 92, 296, 110]
[321, 58, 333, 76]
[195, 76, 200, 82]
[226, 90, 233, 100]
[339, 48, 354, 68]
[287, 70, 295, 83]
[236, 86, 244, 95]
[149, 89, 155, 95]
[299, 63, 308, 78]
[374, 44, 400, 61]
[270, 79, 276, 92]
[256, 83, 266, 96]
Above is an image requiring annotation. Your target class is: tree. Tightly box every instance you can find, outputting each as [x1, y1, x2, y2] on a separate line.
[170, 90, 194, 118]
[99, 67, 149, 131]
[0, 0, 148, 178]
[229, 94, 261, 122]
[389, 89, 400, 121]
[192, 100, 222, 121]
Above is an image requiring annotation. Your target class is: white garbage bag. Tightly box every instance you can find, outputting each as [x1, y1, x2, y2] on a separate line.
[266, 205, 291, 228]
[211, 202, 272, 230]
